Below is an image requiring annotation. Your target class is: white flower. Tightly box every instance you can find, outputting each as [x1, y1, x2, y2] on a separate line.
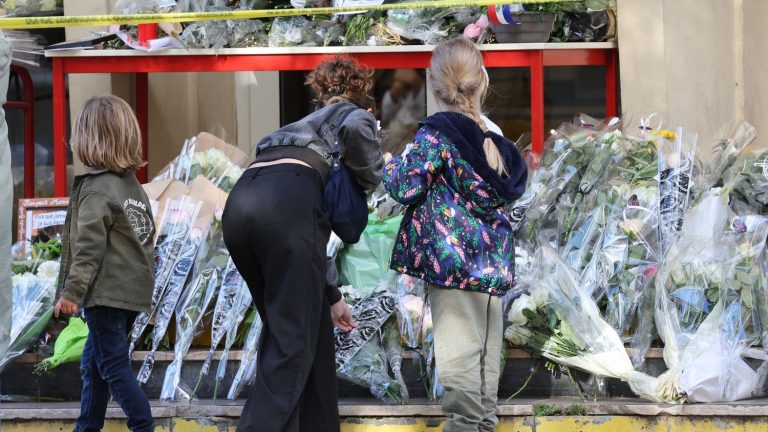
[36, 261, 60, 281]
[214, 208, 224, 222]
[399, 295, 424, 318]
[505, 324, 532, 346]
[339, 285, 360, 298]
[508, 294, 534, 326]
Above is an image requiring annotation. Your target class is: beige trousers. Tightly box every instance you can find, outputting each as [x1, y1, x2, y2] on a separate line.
[429, 285, 504, 432]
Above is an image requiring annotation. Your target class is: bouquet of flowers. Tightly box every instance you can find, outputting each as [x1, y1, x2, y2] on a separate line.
[335, 288, 400, 403]
[394, 274, 426, 349]
[213, 287, 253, 399]
[227, 312, 264, 400]
[129, 195, 203, 356]
[724, 149, 768, 215]
[382, 319, 410, 403]
[137, 225, 208, 384]
[0, 258, 59, 373]
[191, 258, 251, 398]
[506, 246, 678, 403]
[656, 128, 697, 258]
[421, 301, 444, 402]
[160, 269, 219, 401]
[654, 205, 768, 402]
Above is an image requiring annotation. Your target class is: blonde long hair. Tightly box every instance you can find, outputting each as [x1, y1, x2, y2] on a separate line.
[71, 95, 145, 173]
[428, 37, 507, 175]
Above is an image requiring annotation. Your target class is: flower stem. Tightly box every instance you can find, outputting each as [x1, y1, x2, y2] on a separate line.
[507, 360, 540, 401]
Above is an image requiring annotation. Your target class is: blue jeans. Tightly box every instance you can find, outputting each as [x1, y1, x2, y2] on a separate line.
[75, 306, 154, 432]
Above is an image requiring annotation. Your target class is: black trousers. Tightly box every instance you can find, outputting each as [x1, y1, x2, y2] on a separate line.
[222, 164, 339, 432]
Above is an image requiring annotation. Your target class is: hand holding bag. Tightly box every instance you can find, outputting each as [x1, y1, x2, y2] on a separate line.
[324, 110, 369, 244]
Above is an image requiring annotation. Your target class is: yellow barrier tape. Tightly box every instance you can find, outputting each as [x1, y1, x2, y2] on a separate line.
[0, 0, 572, 29]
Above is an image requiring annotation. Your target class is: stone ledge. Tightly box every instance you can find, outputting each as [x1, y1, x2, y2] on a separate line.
[4, 398, 768, 420]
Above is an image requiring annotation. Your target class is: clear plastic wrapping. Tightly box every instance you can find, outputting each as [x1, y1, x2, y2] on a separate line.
[137, 228, 207, 384]
[213, 288, 253, 399]
[191, 258, 249, 398]
[394, 274, 425, 349]
[0, 262, 58, 373]
[160, 269, 219, 401]
[656, 128, 697, 258]
[227, 313, 264, 400]
[128, 196, 203, 357]
[506, 246, 677, 403]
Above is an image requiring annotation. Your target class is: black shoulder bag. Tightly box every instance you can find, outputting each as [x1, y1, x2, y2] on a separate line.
[323, 109, 369, 244]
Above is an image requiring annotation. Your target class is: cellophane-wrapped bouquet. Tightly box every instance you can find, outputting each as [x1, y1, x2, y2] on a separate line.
[0, 240, 61, 373]
[506, 115, 768, 404]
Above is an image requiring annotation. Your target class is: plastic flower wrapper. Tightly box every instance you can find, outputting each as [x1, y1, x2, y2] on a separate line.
[658, 218, 768, 402]
[152, 137, 197, 183]
[34, 317, 88, 374]
[137, 226, 208, 384]
[420, 301, 444, 402]
[129, 195, 203, 357]
[656, 127, 697, 258]
[386, 7, 450, 45]
[186, 148, 245, 192]
[692, 121, 756, 199]
[268, 17, 315, 47]
[335, 288, 398, 402]
[654, 189, 730, 337]
[191, 258, 249, 398]
[591, 205, 660, 366]
[229, 20, 268, 47]
[382, 319, 410, 402]
[0, 267, 57, 373]
[180, 20, 232, 49]
[114, 0, 176, 14]
[338, 334, 404, 404]
[723, 149, 768, 215]
[395, 274, 425, 349]
[514, 116, 620, 245]
[227, 312, 263, 400]
[213, 287, 253, 400]
[506, 246, 677, 403]
[160, 269, 219, 401]
[558, 120, 623, 246]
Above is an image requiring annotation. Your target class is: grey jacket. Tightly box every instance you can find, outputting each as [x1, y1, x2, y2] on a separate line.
[57, 169, 155, 313]
[255, 102, 385, 192]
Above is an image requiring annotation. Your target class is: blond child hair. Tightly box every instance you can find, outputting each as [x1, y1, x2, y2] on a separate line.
[428, 37, 507, 175]
[71, 95, 144, 173]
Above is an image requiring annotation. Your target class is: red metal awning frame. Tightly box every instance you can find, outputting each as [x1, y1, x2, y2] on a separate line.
[48, 39, 617, 197]
[5, 65, 36, 198]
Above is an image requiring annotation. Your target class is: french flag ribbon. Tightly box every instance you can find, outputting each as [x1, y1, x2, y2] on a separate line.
[488, 5, 517, 25]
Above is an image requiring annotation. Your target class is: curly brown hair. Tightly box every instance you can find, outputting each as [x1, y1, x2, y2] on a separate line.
[306, 56, 376, 112]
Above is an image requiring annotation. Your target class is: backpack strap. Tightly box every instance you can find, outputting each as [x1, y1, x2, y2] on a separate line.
[330, 107, 359, 157]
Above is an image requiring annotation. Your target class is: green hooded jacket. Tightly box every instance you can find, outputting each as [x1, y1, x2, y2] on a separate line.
[56, 169, 155, 313]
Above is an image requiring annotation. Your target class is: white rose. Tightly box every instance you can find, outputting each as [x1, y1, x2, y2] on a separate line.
[508, 294, 534, 326]
[505, 324, 532, 346]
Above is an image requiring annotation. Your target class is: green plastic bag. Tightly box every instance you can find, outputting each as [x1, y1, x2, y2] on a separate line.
[35, 317, 88, 374]
[338, 214, 402, 297]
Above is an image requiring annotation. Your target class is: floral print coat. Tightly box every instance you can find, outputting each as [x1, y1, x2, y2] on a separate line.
[383, 112, 528, 296]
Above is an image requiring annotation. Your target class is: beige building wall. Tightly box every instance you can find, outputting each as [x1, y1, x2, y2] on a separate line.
[618, 0, 766, 150]
[743, 0, 768, 149]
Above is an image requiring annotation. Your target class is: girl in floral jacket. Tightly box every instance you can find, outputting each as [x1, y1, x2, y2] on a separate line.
[384, 37, 527, 432]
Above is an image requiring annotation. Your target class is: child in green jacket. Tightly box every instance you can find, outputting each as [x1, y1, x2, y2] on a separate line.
[55, 95, 156, 432]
